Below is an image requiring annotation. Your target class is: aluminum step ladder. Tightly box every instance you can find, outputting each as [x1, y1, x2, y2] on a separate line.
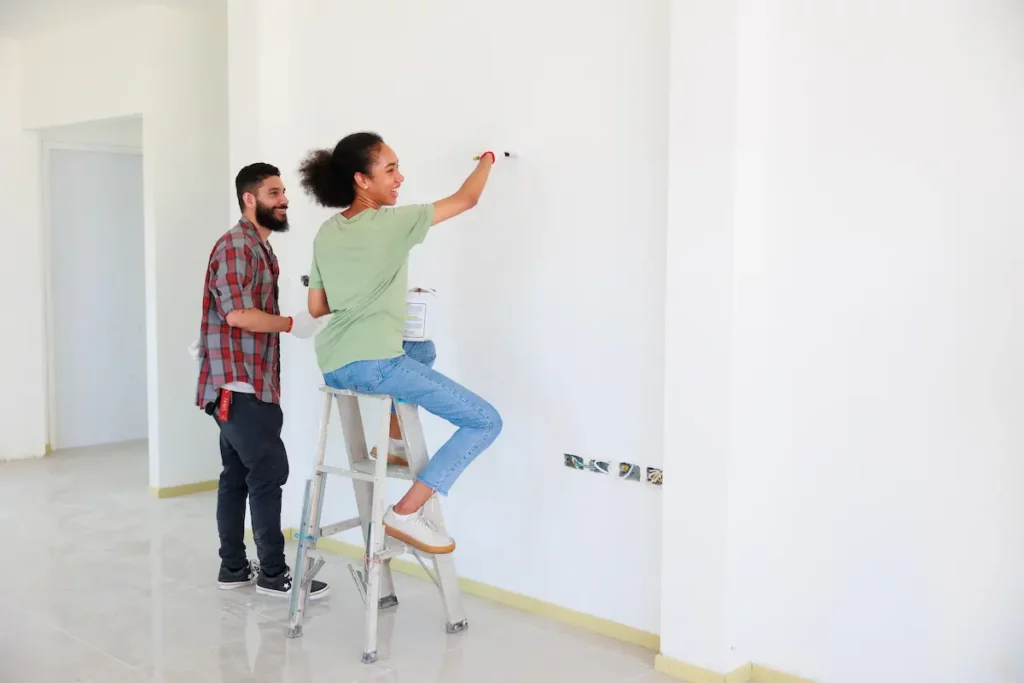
[286, 385, 468, 663]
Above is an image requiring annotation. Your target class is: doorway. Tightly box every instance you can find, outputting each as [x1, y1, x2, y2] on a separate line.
[45, 144, 147, 450]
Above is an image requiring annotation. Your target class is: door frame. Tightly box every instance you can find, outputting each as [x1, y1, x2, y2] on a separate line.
[41, 141, 143, 451]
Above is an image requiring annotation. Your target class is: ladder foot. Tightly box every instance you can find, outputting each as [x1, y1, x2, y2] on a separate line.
[379, 594, 399, 610]
[361, 650, 378, 664]
[287, 625, 303, 639]
[445, 619, 469, 634]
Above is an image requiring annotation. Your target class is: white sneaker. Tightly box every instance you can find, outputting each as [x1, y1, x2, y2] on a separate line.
[383, 507, 456, 554]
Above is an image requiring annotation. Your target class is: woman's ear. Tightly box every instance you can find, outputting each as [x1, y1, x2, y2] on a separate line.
[354, 172, 369, 190]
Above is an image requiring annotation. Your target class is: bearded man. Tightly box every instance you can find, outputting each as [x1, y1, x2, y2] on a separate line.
[193, 162, 327, 599]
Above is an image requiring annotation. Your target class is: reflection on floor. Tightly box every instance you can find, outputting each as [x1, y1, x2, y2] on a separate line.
[0, 442, 671, 683]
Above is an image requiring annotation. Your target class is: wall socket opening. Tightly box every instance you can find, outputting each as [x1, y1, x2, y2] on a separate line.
[564, 453, 662, 486]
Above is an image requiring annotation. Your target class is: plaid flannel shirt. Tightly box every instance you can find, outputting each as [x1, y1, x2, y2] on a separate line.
[195, 218, 282, 407]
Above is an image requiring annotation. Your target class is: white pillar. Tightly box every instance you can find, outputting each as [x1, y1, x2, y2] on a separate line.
[227, 0, 298, 201]
[659, 0, 738, 673]
[225, 0, 307, 522]
[143, 2, 230, 489]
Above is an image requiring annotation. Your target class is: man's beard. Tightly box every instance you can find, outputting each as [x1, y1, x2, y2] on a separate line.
[255, 202, 289, 232]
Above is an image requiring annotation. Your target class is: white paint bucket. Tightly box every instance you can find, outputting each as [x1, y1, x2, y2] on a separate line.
[403, 287, 437, 342]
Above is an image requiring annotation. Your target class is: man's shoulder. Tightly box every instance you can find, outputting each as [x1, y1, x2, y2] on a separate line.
[211, 222, 257, 256]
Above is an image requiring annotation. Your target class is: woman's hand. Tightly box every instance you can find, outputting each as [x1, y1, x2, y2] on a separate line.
[431, 152, 504, 225]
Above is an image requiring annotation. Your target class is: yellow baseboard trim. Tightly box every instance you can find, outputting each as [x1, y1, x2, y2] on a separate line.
[654, 655, 810, 683]
[278, 527, 660, 652]
[727, 663, 754, 683]
[655, 655, 745, 683]
[750, 664, 814, 683]
[149, 479, 218, 498]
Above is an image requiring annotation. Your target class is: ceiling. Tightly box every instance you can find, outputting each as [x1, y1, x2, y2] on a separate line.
[0, 0, 206, 39]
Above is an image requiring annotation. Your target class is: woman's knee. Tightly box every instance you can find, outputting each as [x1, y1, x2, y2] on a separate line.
[478, 400, 503, 440]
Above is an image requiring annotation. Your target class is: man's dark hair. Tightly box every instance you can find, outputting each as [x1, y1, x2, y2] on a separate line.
[235, 162, 281, 211]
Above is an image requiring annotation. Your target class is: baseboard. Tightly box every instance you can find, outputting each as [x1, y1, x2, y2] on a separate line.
[727, 664, 755, 683]
[654, 655, 717, 683]
[749, 664, 814, 683]
[654, 655, 747, 683]
[275, 526, 660, 652]
[149, 479, 218, 498]
[654, 654, 811, 683]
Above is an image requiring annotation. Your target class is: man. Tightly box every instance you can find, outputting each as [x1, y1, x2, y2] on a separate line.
[194, 162, 327, 599]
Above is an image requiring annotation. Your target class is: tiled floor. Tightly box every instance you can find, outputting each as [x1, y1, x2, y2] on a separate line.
[0, 443, 674, 683]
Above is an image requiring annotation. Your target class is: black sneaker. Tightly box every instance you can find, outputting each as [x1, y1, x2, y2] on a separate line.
[256, 567, 329, 600]
[217, 560, 257, 590]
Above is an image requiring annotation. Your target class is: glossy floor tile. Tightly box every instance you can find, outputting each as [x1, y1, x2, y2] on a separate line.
[0, 442, 661, 683]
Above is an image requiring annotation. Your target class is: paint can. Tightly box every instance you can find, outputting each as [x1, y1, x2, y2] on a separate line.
[403, 287, 437, 342]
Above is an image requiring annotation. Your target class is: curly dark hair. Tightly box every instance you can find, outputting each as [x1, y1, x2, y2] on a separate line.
[298, 132, 384, 208]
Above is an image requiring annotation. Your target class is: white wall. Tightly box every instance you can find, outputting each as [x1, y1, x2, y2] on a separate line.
[0, 39, 47, 460]
[728, 2, 1024, 681]
[4, 3, 229, 487]
[663, 1, 1024, 681]
[229, 0, 669, 633]
[4, 10, 150, 462]
[142, 2, 229, 489]
[19, 7, 148, 129]
[48, 148, 147, 450]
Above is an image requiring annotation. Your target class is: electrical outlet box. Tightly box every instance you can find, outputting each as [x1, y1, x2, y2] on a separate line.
[564, 453, 662, 486]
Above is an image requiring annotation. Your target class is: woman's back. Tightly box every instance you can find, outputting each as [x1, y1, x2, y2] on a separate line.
[308, 204, 434, 374]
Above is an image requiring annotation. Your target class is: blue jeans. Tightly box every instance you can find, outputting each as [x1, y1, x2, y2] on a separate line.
[322, 341, 502, 496]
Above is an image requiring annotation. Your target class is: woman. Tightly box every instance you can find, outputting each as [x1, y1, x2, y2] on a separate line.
[301, 132, 502, 554]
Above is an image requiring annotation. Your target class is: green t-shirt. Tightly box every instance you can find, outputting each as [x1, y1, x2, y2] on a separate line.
[308, 204, 434, 373]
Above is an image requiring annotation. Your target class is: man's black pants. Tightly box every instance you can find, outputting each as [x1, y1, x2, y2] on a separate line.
[210, 392, 289, 577]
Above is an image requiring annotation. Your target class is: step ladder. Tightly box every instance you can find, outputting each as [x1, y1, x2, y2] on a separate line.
[286, 386, 469, 664]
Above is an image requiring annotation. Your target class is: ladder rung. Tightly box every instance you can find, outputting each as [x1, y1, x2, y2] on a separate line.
[319, 517, 362, 537]
[349, 459, 415, 481]
[317, 464, 375, 481]
[374, 538, 411, 562]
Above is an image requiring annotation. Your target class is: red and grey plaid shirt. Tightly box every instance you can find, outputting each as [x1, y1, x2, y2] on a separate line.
[195, 218, 282, 407]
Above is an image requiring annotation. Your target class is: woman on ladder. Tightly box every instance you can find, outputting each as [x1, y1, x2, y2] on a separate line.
[300, 132, 503, 555]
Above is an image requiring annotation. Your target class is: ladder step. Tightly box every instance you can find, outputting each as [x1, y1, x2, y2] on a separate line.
[375, 542, 409, 562]
[316, 464, 375, 481]
[371, 538, 443, 562]
[319, 517, 362, 537]
[349, 459, 415, 481]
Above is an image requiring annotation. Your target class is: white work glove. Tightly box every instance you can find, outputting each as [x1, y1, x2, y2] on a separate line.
[288, 310, 322, 339]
